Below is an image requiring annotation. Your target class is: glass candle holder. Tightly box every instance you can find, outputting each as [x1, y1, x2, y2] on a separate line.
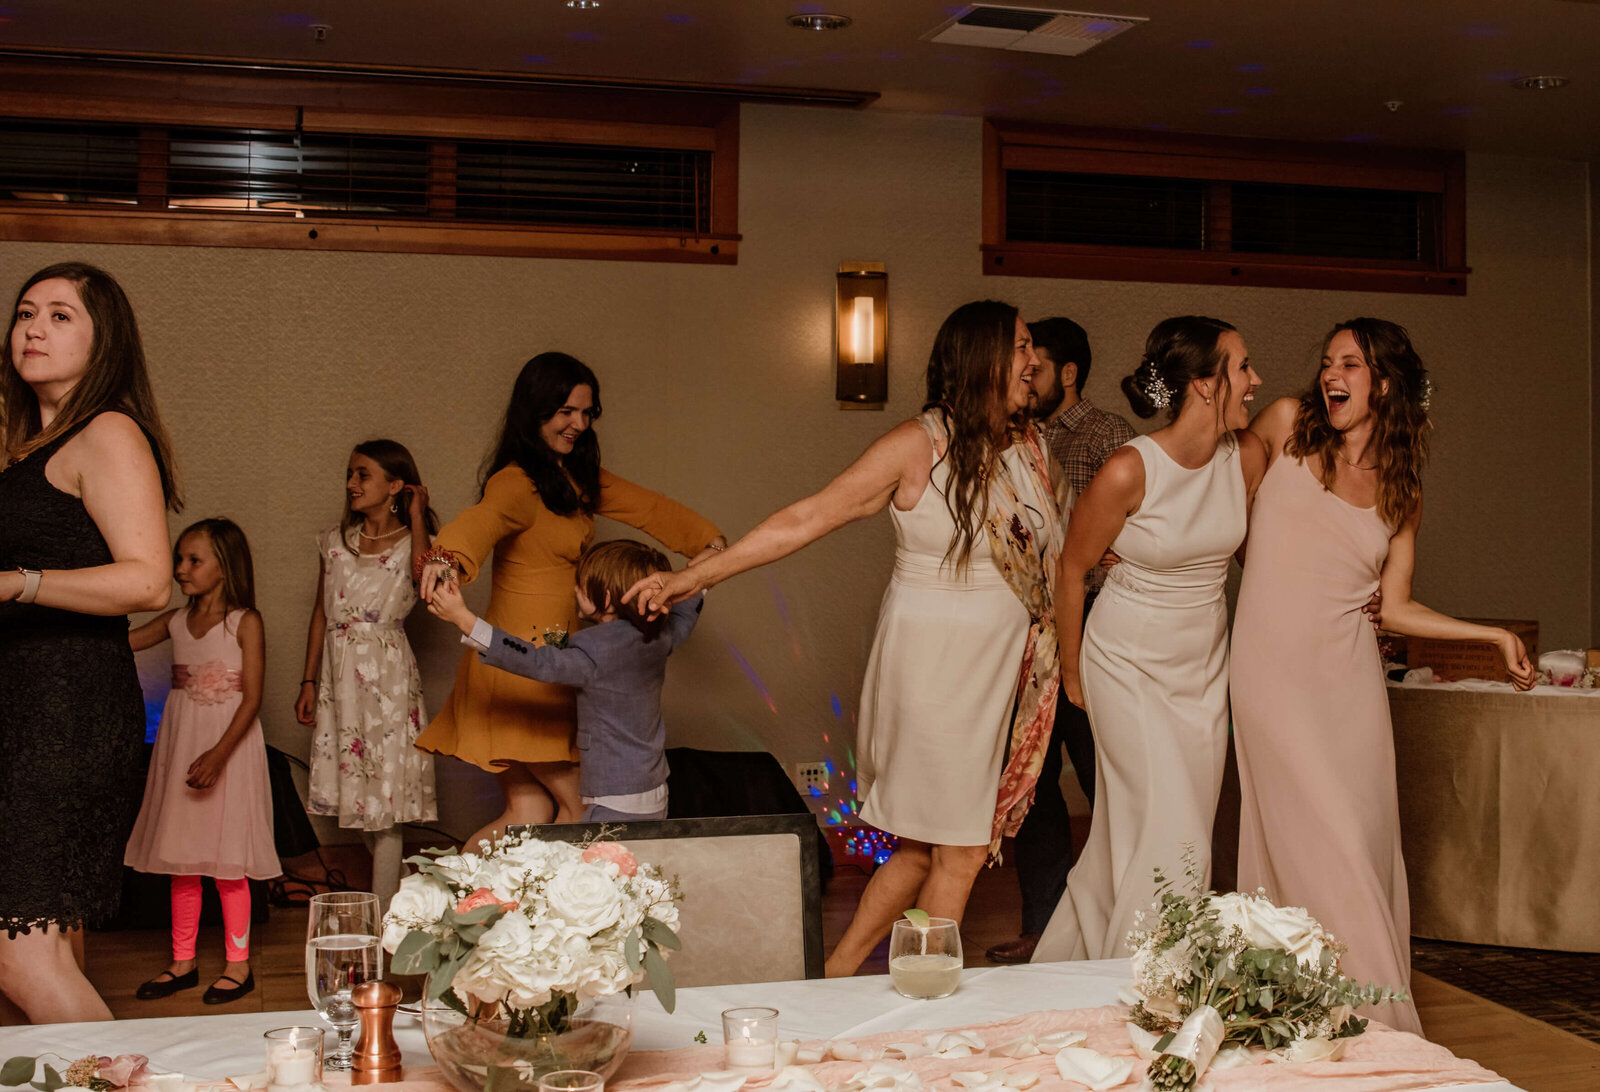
[721, 1007, 778, 1069]
[265, 1026, 325, 1092]
[537, 1071, 605, 1092]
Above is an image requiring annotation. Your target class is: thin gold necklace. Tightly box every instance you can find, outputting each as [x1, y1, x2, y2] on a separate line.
[1336, 447, 1376, 472]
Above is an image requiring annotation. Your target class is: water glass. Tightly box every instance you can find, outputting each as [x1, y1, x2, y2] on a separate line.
[537, 1071, 605, 1092]
[264, 1026, 324, 1092]
[306, 891, 382, 1071]
[721, 1006, 778, 1069]
[888, 916, 963, 999]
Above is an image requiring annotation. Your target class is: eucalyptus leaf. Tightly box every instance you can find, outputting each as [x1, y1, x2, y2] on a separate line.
[391, 931, 442, 976]
[624, 930, 642, 973]
[437, 987, 470, 1017]
[37, 1066, 62, 1092]
[1, 1059, 36, 1087]
[445, 904, 506, 928]
[430, 946, 472, 999]
[642, 943, 676, 1013]
[641, 916, 681, 951]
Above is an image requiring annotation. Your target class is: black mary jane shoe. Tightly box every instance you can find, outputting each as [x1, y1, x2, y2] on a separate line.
[136, 968, 199, 1000]
[202, 970, 255, 1005]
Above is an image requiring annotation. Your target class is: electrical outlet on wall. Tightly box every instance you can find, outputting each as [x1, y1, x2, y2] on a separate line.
[793, 761, 829, 797]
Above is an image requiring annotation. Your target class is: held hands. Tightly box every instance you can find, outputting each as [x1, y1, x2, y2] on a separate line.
[1498, 630, 1537, 691]
[1063, 673, 1086, 710]
[1363, 588, 1384, 630]
[623, 567, 700, 619]
[426, 576, 477, 635]
[418, 560, 457, 604]
[186, 746, 228, 790]
[294, 681, 316, 725]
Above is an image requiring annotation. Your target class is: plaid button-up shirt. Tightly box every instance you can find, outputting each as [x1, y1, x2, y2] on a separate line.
[1042, 396, 1136, 594]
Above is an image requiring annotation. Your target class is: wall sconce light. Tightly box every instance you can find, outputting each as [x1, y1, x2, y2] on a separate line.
[836, 261, 887, 406]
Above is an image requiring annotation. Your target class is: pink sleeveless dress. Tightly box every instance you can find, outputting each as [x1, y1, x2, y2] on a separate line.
[1231, 455, 1421, 1035]
[124, 608, 280, 880]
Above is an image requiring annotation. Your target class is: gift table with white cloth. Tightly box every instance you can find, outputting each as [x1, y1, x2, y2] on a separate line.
[0, 961, 1519, 1092]
[1388, 679, 1600, 952]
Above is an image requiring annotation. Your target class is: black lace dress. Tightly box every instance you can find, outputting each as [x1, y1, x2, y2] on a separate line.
[0, 423, 149, 935]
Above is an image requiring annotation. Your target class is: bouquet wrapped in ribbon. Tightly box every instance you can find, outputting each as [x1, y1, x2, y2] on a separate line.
[1125, 854, 1408, 1091]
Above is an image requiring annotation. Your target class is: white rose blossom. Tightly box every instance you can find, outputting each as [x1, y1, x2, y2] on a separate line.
[381, 874, 452, 952]
[546, 860, 625, 935]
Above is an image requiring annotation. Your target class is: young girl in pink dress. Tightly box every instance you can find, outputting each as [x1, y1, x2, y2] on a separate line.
[125, 518, 280, 1005]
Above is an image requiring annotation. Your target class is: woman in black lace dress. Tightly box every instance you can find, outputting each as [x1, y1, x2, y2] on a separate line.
[0, 263, 180, 1022]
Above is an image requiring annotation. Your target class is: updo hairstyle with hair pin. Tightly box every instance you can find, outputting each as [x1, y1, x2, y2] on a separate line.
[1122, 315, 1239, 421]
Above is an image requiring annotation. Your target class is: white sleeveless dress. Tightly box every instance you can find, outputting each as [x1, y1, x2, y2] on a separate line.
[1034, 433, 1246, 960]
[856, 415, 1050, 847]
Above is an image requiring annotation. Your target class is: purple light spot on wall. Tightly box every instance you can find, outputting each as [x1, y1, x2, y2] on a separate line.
[1210, 106, 1239, 116]
[664, 12, 694, 25]
[1442, 106, 1474, 117]
[1016, 97, 1042, 106]
[1186, 39, 1216, 50]
[1246, 87, 1273, 96]
[797, 2, 825, 13]
[990, 59, 1016, 70]
[819, 51, 845, 62]
[523, 54, 552, 64]
[1085, 21, 1116, 34]
[945, 3, 967, 14]
[567, 30, 599, 42]
[878, 50, 903, 61]
[1484, 70, 1519, 83]
[278, 13, 316, 26]
[1237, 62, 1266, 73]
[1463, 23, 1501, 39]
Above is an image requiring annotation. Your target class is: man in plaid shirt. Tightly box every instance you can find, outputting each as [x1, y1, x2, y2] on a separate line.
[988, 316, 1135, 964]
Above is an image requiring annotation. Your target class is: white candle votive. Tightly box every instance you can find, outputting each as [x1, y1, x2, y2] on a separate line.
[264, 1026, 324, 1092]
[721, 1007, 779, 1070]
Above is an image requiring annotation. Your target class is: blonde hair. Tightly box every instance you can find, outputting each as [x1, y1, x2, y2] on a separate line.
[577, 539, 671, 639]
[177, 517, 256, 618]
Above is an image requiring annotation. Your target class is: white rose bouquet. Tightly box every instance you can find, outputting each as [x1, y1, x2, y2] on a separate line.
[1126, 852, 1408, 1092]
[383, 832, 682, 1036]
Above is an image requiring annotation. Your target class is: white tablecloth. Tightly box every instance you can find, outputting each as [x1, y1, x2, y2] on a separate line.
[0, 961, 1519, 1092]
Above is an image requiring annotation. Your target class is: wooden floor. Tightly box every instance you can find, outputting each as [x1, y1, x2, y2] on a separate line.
[65, 858, 1599, 1092]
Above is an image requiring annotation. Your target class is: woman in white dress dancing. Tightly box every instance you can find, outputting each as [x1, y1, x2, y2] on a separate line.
[1035, 316, 1264, 962]
[629, 301, 1068, 976]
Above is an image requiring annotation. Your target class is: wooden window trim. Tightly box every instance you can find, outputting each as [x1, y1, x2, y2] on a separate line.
[0, 60, 741, 264]
[984, 121, 1467, 295]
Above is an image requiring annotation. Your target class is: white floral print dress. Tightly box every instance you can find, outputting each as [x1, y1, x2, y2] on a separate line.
[307, 527, 437, 830]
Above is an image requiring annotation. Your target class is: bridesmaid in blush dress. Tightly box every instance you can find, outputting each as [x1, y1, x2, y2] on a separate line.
[1232, 319, 1535, 1038]
[1034, 316, 1265, 963]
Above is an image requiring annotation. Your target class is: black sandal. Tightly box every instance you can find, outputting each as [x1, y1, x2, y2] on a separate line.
[202, 969, 255, 1004]
[136, 968, 199, 1000]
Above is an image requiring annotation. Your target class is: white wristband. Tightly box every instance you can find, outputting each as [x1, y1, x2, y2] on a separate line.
[17, 568, 42, 604]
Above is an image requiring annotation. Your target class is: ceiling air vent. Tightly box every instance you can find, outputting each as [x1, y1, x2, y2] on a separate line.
[925, 6, 1146, 56]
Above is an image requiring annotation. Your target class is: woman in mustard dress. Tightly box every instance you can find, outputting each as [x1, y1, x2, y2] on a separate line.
[417, 352, 722, 850]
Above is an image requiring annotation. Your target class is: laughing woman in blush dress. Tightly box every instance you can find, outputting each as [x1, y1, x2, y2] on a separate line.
[1232, 319, 1534, 1037]
[1034, 316, 1265, 963]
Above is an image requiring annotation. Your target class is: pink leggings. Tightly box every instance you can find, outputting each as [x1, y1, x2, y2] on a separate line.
[171, 875, 251, 962]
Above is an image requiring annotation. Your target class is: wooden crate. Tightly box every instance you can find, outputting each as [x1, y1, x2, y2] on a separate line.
[1406, 619, 1538, 682]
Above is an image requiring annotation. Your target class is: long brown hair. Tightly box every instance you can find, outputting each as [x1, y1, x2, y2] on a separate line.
[1286, 318, 1431, 527]
[345, 438, 440, 535]
[178, 517, 257, 617]
[923, 300, 1023, 570]
[2, 262, 182, 510]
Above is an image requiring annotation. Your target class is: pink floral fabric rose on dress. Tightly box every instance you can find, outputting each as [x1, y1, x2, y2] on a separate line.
[186, 661, 239, 705]
[582, 841, 639, 877]
[455, 887, 519, 915]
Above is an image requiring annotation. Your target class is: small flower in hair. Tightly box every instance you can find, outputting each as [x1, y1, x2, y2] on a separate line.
[1139, 361, 1172, 410]
[1419, 377, 1434, 413]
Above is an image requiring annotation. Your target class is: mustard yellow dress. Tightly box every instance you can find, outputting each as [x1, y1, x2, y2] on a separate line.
[415, 466, 721, 770]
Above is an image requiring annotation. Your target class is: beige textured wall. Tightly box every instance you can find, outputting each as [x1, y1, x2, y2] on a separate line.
[3, 105, 1590, 844]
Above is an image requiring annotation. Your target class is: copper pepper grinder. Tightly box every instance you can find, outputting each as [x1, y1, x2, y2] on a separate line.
[351, 979, 404, 1083]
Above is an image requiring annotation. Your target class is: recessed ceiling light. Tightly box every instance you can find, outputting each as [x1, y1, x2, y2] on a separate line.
[567, 0, 600, 9]
[788, 13, 852, 31]
[1513, 75, 1569, 90]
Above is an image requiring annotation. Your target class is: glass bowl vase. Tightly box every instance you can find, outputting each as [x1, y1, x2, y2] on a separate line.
[422, 989, 633, 1092]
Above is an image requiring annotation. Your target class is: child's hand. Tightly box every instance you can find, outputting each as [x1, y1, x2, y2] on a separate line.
[186, 746, 228, 790]
[427, 578, 477, 634]
[294, 681, 317, 725]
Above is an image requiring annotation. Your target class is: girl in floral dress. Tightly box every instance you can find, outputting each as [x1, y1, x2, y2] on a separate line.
[298, 440, 438, 911]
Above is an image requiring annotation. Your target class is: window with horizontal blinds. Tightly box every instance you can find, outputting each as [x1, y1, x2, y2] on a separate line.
[984, 121, 1467, 294]
[0, 111, 734, 262]
[1005, 171, 1205, 249]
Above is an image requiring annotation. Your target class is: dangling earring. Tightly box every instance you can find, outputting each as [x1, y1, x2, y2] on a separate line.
[390, 498, 400, 514]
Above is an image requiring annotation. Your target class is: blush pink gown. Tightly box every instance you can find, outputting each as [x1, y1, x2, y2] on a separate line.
[1231, 454, 1422, 1035]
